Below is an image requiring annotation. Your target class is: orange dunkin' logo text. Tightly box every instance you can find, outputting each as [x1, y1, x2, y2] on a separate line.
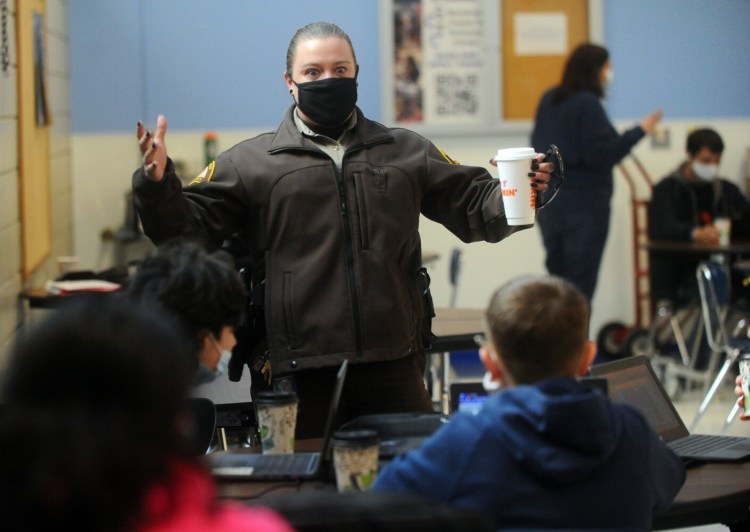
[501, 180, 535, 208]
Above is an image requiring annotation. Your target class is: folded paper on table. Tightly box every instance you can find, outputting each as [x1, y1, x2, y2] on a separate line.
[45, 279, 121, 296]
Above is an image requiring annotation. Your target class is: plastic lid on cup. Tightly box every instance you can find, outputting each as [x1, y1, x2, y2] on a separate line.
[495, 147, 536, 161]
[254, 391, 298, 406]
[332, 429, 380, 448]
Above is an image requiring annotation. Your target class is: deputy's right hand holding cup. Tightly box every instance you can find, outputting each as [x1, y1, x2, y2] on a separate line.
[494, 148, 539, 225]
[491, 145, 562, 225]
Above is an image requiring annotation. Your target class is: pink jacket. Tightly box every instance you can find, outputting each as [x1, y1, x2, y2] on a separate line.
[139, 462, 293, 532]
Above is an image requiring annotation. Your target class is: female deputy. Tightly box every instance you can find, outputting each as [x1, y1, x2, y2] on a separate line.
[133, 21, 555, 437]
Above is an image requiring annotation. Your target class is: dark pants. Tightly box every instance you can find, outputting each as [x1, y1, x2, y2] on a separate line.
[538, 204, 610, 304]
[252, 352, 434, 439]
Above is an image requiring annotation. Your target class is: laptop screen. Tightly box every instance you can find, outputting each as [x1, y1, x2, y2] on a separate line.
[589, 356, 690, 442]
[449, 382, 488, 414]
[448, 377, 608, 416]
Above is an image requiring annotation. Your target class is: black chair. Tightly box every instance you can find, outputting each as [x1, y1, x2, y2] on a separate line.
[185, 397, 217, 455]
[692, 260, 750, 431]
[214, 401, 257, 449]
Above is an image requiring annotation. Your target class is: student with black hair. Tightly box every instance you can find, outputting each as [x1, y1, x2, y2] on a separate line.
[126, 239, 245, 384]
[0, 296, 292, 531]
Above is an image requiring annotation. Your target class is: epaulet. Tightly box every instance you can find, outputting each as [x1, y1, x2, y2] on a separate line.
[436, 145, 460, 165]
[189, 161, 216, 186]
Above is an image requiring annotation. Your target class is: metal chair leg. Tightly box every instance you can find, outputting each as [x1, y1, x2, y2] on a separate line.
[690, 351, 737, 431]
[720, 402, 741, 435]
[669, 314, 692, 366]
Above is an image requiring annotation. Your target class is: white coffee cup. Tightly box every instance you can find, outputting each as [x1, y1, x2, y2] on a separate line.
[494, 147, 538, 226]
[714, 217, 731, 246]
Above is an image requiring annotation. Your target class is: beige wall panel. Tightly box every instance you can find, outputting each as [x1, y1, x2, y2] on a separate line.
[0, 118, 18, 175]
[0, 170, 19, 230]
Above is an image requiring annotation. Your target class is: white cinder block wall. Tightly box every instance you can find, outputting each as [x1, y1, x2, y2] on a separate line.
[0, 0, 73, 366]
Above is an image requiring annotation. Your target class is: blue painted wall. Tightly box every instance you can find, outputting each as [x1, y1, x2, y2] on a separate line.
[68, 0, 380, 131]
[69, 0, 750, 133]
[604, 0, 750, 119]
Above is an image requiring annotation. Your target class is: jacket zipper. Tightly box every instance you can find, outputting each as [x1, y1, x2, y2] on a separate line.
[334, 162, 364, 358]
[269, 141, 389, 358]
[352, 173, 370, 250]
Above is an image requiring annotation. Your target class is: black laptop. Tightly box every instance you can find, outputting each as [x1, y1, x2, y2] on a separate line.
[450, 382, 488, 415]
[210, 360, 348, 480]
[449, 377, 607, 416]
[589, 355, 750, 462]
[338, 411, 448, 459]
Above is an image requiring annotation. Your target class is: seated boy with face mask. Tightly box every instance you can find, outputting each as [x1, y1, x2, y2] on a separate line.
[649, 127, 750, 309]
[373, 275, 685, 530]
[126, 239, 245, 384]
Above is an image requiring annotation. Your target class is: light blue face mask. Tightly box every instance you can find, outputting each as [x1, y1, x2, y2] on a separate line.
[195, 336, 232, 384]
[692, 161, 719, 181]
[211, 335, 232, 378]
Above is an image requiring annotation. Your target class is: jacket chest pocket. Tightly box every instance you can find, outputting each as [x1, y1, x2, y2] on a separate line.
[352, 167, 417, 252]
[372, 167, 387, 191]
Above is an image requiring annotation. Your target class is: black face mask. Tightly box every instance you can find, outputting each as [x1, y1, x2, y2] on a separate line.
[292, 77, 358, 128]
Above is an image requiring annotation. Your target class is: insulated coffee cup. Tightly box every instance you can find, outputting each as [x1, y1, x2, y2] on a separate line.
[332, 429, 380, 492]
[254, 391, 298, 454]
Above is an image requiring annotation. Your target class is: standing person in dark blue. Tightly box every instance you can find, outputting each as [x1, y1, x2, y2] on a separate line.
[373, 275, 685, 530]
[531, 43, 662, 304]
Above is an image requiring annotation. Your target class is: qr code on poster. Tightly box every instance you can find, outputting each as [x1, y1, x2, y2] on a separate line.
[435, 74, 479, 117]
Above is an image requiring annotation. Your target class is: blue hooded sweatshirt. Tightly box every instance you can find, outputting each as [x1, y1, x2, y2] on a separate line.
[373, 377, 685, 530]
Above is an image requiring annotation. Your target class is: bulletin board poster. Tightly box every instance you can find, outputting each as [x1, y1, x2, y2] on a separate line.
[393, 0, 487, 125]
[387, 0, 592, 126]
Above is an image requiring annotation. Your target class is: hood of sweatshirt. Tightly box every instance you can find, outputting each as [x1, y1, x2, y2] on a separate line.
[488, 377, 620, 485]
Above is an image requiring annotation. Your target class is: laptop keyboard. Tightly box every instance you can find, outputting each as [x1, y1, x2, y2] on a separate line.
[670, 434, 745, 455]
[211, 451, 320, 478]
[251, 452, 319, 475]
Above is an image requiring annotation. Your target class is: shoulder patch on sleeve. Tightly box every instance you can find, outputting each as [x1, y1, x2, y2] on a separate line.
[436, 145, 460, 165]
[189, 161, 216, 186]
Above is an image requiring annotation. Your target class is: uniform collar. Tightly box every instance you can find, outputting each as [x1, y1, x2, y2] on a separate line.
[293, 107, 357, 140]
[268, 105, 393, 153]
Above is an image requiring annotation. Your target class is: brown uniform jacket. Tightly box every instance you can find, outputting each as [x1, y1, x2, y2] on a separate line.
[133, 106, 527, 375]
